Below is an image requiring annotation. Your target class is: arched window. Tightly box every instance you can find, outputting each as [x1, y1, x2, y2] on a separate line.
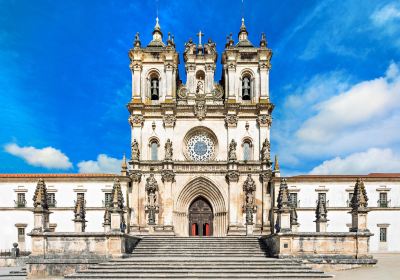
[242, 75, 251, 100]
[242, 139, 253, 161]
[149, 140, 159, 160]
[150, 77, 159, 100]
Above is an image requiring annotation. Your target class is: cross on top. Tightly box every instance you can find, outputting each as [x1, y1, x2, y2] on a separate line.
[197, 31, 204, 45]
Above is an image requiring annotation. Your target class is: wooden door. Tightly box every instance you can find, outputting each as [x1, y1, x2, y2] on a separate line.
[189, 197, 213, 236]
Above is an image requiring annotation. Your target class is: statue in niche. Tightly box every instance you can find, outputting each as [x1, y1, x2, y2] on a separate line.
[196, 80, 204, 96]
[164, 139, 173, 161]
[228, 139, 237, 161]
[131, 139, 140, 161]
[261, 138, 271, 163]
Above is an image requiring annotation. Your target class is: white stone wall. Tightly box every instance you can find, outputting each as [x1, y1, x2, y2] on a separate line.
[0, 177, 128, 251]
[276, 178, 400, 253]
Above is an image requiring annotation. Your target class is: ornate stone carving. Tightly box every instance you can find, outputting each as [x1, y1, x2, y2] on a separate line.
[164, 139, 173, 161]
[228, 139, 237, 161]
[212, 84, 224, 99]
[261, 139, 271, 164]
[257, 114, 272, 127]
[177, 85, 188, 99]
[161, 169, 175, 183]
[33, 178, 49, 210]
[131, 139, 140, 161]
[277, 178, 290, 210]
[243, 174, 257, 225]
[74, 195, 86, 221]
[225, 114, 238, 127]
[133, 32, 141, 48]
[194, 99, 207, 120]
[103, 207, 111, 226]
[111, 178, 124, 210]
[225, 170, 239, 183]
[290, 207, 298, 227]
[145, 174, 159, 225]
[259, 170, 272, 183]
[130, 171, 142, 183]
[350, 178, 369, 211]
[128, 114, 144, 127]
[315, 197, 328, 223]
[163, 114, 176, 127]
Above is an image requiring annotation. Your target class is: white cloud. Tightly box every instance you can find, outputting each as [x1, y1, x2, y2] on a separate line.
[274, 62, 400, 172]
[77, 154, 121, 174]
[371, 3, 400, 26]
[297, 62, 400, 145]
[310, 148, 400, 175]
[4, 143, 72, 169]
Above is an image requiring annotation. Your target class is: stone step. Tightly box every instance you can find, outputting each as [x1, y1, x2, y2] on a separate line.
[65, 272, 332, 279]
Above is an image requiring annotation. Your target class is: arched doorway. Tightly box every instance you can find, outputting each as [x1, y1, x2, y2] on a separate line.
[189, 197, 213, 236]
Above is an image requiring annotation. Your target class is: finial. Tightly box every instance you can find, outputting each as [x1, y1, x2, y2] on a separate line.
[274, 155, 280, 171]
[121, 153, 127, 176]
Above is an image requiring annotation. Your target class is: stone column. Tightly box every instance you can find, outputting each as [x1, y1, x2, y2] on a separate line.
[131, 63, 142, 101]
[73, 195, 86, 232]
[226, 169, 240, 235]
[276, 179, 291, 233]
[129, 171, 141, 233]
[260, 172, 272, 234]
[165, 61, 173, 100]
[161, 169, 175, 234]
[227, 64, 236, 100]
[315, 197, 328, 232]
[350, 178, 370, 232]
[31, 179, 51, 233]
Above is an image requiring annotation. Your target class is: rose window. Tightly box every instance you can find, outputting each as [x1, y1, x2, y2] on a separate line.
[187, 134, 215, 161]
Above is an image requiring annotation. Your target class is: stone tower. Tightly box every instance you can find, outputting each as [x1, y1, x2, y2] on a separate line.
[127, 18, 273, 236]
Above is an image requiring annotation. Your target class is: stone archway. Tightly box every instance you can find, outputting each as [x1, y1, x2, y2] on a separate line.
[174, 177, 227, 237]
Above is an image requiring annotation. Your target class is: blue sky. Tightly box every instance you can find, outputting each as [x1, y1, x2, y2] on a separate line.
[1, 0, 400, 175]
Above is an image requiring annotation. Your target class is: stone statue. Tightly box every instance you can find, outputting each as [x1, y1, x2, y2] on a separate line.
[145, 174, 159, 225]
[228, 139, 237, 161]
[261, 138, 271, 163]
[243, 174, 256, 225]
[131, 139, 140, 161]
[196, 81, 204, 95]
[164, 139, 173, 161]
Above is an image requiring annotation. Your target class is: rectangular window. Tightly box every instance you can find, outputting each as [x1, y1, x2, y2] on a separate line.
[47, 193, 56, 207]
[243, 142, 251, 161]
[379, 193, 388, 207]
[348, 193, 353, 207]
[380, 228, 387, 242]
[104, 193, 112, 207]
[16, 193, 26, 207]
[318, 193, 326, 203]
[18, 228, 25, 236]
[289, 193, 298, 208]
[17, 227, 25, 242]
[151, 142, 158, 161]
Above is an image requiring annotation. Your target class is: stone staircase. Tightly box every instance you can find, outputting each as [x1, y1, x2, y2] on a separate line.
[65, 236, 332, 279]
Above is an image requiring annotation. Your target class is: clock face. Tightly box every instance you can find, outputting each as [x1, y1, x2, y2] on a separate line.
[187, 134, 215, 161]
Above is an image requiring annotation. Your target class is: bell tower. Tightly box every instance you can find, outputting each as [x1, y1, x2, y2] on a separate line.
[221, 18, 272, 103]
[128, 17, 180, 103]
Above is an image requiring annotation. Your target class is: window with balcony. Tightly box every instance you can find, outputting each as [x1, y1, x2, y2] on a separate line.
[289, 193, 298, 208]
[47, 193, 56, 207]
[378, 192, 389, 208]
[380, 227, 387, 242]
[15, 193, 26, 208]
[104, 193, 112, 207]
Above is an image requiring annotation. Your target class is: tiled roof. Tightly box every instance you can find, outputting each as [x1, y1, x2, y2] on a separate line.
[0, 173, 117, 178]
[289, 173, 400, 179]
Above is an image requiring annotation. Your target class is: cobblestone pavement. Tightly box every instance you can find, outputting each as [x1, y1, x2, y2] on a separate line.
[333, 254, 400, 280]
